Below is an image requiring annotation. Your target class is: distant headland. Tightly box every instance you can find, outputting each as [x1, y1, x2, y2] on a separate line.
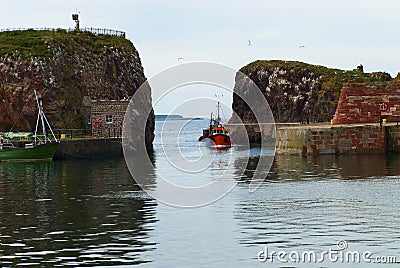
[155, 115, 205, 121]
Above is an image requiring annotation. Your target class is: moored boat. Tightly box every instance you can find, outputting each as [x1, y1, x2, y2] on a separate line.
[198, 101, 232, 149]
[0, 90, 59, 161]
[0, 142, 59, 161]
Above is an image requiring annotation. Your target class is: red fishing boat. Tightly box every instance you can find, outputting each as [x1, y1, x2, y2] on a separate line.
[198, 101, 232, 149]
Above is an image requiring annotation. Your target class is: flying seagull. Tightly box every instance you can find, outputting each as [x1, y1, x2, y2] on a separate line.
[177, 57, 184, 61]
[248, 40, 252, 46]
[299, 45, 306, 50]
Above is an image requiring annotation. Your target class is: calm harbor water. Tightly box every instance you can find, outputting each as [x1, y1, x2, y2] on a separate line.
[0, 120, 399, 267]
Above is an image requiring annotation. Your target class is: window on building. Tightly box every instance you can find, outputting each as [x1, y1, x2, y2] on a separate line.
[105, 115, 113, 124]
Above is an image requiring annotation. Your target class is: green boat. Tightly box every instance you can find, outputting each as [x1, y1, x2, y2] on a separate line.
[0, 142, 59, 162]
[0, 90, 59, 162]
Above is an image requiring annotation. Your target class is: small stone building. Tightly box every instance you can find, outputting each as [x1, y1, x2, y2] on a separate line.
[85, 99, 130, 138]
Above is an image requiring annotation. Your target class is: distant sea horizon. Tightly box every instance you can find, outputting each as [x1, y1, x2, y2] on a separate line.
[155, 114, 206, 121]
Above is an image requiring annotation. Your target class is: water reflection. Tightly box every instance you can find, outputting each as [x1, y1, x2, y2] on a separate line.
[234, 154, 400, 265]
[124, 152, 157, 191]
[0, 158, 157, 266]
[335, 154, 400, 179]
[237, 154, 400, 182]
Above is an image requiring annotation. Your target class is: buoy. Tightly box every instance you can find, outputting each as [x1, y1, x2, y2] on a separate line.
[93, 120, 102, 128]
[379, 103, 388, 111]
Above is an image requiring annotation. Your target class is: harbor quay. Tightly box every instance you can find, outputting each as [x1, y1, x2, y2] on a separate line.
[228, 122, 400, 156]
[276, 123, 400, 155]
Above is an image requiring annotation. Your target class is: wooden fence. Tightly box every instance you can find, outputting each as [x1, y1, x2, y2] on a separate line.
[0, 27, 126, 38]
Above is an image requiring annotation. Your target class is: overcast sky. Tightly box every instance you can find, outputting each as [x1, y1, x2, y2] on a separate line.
[2, 0, 400, 116]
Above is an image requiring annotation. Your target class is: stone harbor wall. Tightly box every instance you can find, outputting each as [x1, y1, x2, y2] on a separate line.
[334, 82, 400, 124]
[385, 125, 400, 153]
[275, 124, 400, 155]
[54, 138, 122, 159]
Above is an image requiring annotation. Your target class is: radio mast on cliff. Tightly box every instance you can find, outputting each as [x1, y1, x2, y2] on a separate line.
[72, 12, 80, 31]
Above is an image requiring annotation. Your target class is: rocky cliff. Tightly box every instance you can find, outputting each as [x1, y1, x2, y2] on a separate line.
[232, 60, 392, 124]
[0, 29, 154, 148]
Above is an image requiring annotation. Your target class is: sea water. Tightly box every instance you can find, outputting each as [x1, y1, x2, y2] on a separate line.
[0, 120, 399, 267]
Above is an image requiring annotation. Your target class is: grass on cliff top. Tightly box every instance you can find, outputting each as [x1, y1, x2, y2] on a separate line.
[0, 29, 135, 58]
[242, 60, 389, 83]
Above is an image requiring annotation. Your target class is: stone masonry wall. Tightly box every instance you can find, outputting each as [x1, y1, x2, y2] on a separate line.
[385, 125, 400, 153]
[334, 82, 400, 124]
[276, 125, 387, 155]
[54, 138, 122, 159]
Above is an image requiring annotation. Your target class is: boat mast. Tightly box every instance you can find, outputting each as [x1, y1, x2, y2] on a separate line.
[34, 109, 40, 145]
[214, 93, 223, 123]
[39, 100, 47, 143]
[41, 112, 58, 143]
[34, 90, 45, 144]
[216, 101, 221, 123]
[34, 90, 59, 144]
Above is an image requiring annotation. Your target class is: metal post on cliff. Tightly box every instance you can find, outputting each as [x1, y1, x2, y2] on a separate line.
[72, 13, 80, 31]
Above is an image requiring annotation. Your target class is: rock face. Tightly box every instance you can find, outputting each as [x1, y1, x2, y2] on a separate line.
[232, 60, 392, 124]
[0, 29, 154, 149]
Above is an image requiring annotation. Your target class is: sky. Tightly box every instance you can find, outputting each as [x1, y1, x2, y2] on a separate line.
[2, 0, 400, 117]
